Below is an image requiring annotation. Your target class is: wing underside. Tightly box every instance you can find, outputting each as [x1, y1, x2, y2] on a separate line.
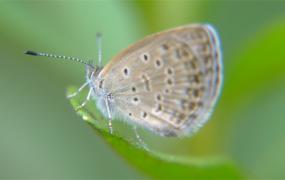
[99, 24, 222, 136]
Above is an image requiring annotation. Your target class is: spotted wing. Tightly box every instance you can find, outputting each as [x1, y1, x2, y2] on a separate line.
[98, 24, 222, 137]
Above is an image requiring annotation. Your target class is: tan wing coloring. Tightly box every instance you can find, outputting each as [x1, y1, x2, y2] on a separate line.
[98, 24, 222, 136]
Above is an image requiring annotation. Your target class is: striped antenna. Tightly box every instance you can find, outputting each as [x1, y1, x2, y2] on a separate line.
[96, 33, 102, 67]
[24, 50, 93, 66]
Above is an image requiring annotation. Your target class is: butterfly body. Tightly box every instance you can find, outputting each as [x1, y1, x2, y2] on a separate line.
[86, 24, 222, 137]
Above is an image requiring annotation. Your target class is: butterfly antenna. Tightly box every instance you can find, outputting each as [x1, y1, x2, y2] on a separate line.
[96, 32, 102, 67]
[24, 50, 93, 67]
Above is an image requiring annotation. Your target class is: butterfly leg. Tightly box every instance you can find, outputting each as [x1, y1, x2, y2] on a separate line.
[133, 126, 149, 150]
[67, 81, 89, 99]
[75, 88, 92, 111]
[104, 96, 113, 134]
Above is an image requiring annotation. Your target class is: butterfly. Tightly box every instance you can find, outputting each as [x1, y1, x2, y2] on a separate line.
[25, 24, 222, 138]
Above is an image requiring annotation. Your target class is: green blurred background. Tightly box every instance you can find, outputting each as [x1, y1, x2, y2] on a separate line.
[1, 0, 285, 179]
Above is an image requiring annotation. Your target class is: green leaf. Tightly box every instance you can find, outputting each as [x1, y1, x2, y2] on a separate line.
[219, 21, 285, 178]
[67, 87, 242, 179]
[223, 22, 285, 109]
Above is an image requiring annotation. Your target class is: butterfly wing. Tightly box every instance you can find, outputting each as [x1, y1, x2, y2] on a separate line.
[98, 24, 222, 137]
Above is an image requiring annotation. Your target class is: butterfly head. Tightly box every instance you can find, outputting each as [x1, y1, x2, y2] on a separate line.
[85, 64, 102, 82]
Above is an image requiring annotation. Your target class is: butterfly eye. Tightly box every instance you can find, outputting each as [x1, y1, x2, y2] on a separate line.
[27, 24, 223, 139]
